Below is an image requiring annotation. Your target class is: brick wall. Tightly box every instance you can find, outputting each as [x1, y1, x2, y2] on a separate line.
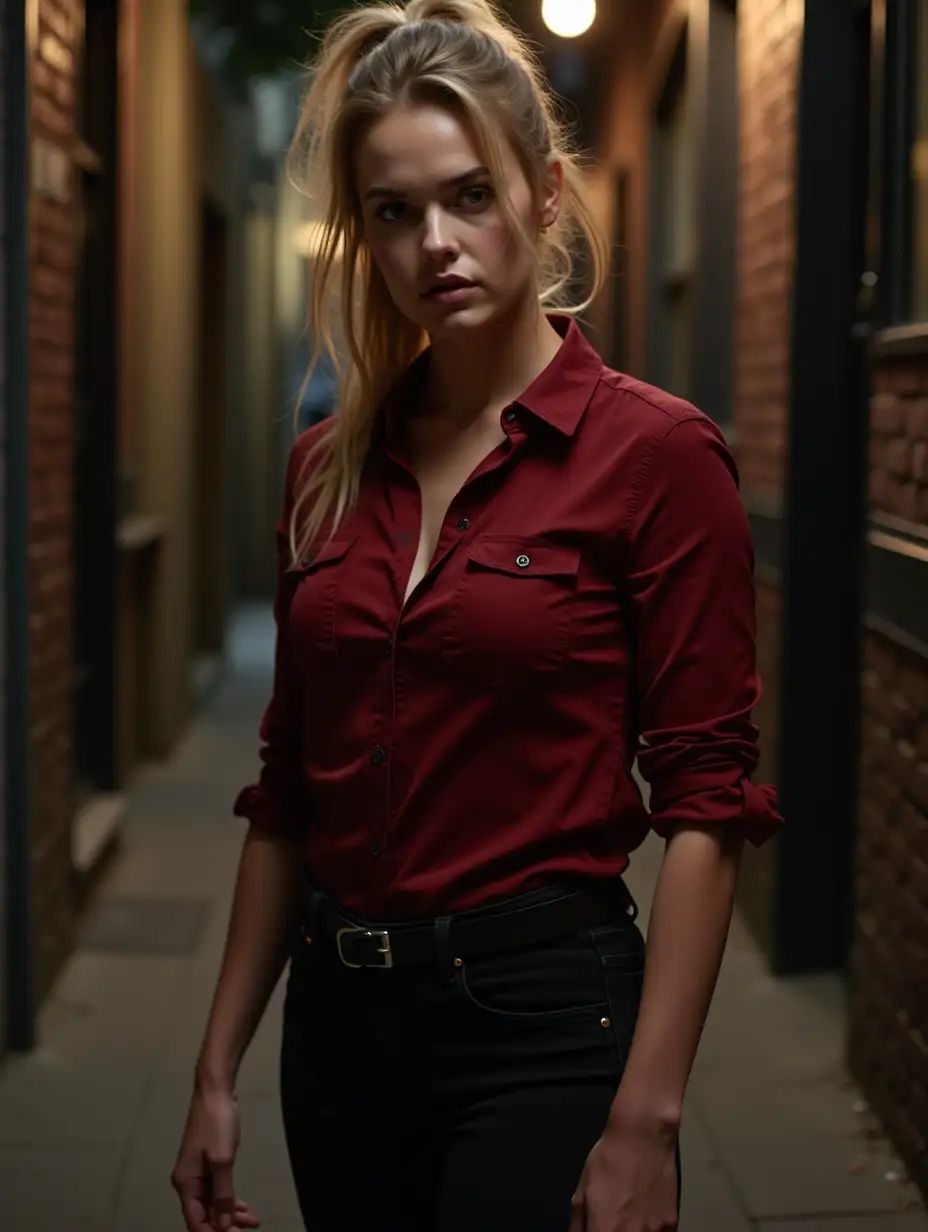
[850, 350, 928, 1194]
[868, 356, 928, 524]
[29, 0, 82, 1000]
[731, 0, 803, 946]
[732, 0, 802, 496]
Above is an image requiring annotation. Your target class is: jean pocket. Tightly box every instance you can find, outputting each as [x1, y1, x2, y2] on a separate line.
[590, 920, 646, 971]
[592, 926, 646, 1065]
[454, 930, 611, 1023]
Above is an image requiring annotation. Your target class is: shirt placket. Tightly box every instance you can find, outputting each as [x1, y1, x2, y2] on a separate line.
[365, 408, 527, 876]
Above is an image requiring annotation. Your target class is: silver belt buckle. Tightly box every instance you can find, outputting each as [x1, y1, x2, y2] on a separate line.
[335, 927, 394, 969]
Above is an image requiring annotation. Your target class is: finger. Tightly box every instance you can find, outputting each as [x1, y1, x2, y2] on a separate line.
[207, 1158, 237, 1232]
[233, 1208, 261, 1229]
[233, 1200, 262, 1229]
[176, 1181, 214, 1232]
[568, 1192, 586, 1232]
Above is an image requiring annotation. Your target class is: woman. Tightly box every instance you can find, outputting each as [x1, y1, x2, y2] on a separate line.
[171, 2, 782, 1230]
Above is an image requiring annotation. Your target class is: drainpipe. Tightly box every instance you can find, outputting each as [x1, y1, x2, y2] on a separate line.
[4, 0, 35, 1051]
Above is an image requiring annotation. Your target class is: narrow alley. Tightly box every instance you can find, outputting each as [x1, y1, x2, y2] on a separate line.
[0, 606, 923, 1232]
[2, 1, 928, 1222]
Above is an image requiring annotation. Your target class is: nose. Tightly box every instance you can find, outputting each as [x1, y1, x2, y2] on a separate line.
[421, 206, 458, 260]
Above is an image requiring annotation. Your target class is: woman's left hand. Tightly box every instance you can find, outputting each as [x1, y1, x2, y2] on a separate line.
[569, 1109, 679, 1232]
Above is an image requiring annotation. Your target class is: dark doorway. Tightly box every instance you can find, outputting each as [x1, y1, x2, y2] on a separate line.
[73, 0, 119, 802]
[191, 200, 229, 704]
[773, 0, 872, 973]
[647, 0, 739, 426]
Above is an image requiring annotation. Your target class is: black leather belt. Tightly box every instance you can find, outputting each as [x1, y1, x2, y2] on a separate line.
[303, 878, 639, 970]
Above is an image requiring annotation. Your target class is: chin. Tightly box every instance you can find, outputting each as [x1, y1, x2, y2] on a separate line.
[417, 299, 506, 340]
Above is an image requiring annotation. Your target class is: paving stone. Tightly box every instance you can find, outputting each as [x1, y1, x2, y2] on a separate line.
[760, 1218, 928, 1232]
[677, 1114, 751, 1230]
[0, 1144, 121, 1230]
[79, 894, 213, 955]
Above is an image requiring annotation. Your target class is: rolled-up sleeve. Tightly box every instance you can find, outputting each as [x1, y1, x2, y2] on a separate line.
[232, 443, 312, 843]
[625, 414, 783, 846]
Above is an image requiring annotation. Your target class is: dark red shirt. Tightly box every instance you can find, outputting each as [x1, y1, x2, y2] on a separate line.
[234, 316, 782, 920]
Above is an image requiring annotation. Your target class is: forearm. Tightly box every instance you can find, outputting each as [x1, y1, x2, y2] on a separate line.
[196, 824, 304, 1090]
[611, 825, 743, 1128]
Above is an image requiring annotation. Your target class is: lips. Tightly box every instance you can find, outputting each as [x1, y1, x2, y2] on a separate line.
[423, 278, 477, 297]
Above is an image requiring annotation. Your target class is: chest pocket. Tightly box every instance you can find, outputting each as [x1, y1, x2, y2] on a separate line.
[442, 535, 581, 686]
[289, 533, 357, 657]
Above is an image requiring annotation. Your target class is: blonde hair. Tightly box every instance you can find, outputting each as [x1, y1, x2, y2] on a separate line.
[288, 0, 608, 562]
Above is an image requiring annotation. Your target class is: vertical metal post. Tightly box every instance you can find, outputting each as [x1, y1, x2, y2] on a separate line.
[774, 0, 871, 973]
[4, 0, 35, 1050]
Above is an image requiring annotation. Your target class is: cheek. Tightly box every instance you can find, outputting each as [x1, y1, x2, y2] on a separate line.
[369, 240, 416, 296]
[478, 218, 535, 283]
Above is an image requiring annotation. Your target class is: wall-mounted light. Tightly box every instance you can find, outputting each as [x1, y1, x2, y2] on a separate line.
[541, 0, 596, 38]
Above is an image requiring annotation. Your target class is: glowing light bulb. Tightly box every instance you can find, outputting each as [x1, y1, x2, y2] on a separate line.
[541, 0, 596, 39]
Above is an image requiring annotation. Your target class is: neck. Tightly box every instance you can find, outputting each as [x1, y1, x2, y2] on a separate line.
[423, 298, 563, 426]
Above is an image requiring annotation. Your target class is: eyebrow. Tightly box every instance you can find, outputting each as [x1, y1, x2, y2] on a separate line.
[364, 165, 491, 201]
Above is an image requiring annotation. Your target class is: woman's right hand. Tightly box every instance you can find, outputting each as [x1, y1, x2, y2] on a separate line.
[171, 1080, 261, 1231]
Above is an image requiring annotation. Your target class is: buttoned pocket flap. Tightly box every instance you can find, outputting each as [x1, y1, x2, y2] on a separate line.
[293, 532, 358, 573]
[467, 537, 580, 579]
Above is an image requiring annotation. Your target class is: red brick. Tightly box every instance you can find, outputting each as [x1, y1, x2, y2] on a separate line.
[32, 94, 70, 139]
[917, 486, 928, 526]
[891, 360, 928, 398]
[885, 436, 910, 478]
[852, 631, 928, 1198]
[913, 441, 928, 484]
[872, 391, 905, 434]
[732, 0, 801, 499]
[907, 397, 928, 442]
[29, 0, 82, 1006]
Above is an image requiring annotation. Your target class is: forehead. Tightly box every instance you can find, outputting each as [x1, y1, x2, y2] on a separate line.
[355, 104, 496, 191]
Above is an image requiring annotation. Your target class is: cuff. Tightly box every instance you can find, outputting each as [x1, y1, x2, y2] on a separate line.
[648, 773, 784, 847]
[232, 783, 308, 844]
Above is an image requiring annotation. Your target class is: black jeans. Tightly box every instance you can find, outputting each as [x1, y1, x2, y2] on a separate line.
[280, 885, 671, 1231]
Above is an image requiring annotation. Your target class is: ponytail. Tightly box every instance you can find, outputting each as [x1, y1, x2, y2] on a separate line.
[287, 0, 608, 562]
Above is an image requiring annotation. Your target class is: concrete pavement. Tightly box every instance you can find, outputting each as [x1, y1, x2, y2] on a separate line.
[0, 604, 924, 1231]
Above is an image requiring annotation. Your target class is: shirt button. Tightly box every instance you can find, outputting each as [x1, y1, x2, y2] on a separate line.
[370, 839, 382, 857]
[371, 747, 387, 766]
[385, 639, 393, 657]
[516, 554, 530, 569]
[504, 408, 517, 423]
[456, 516, 470, 532]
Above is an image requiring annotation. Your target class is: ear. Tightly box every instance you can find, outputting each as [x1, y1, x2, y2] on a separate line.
[538, 159, 564, 232]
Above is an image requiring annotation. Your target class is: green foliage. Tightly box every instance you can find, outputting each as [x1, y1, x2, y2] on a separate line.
[188, 0, 344, 78]
[189, 0, 528, 80]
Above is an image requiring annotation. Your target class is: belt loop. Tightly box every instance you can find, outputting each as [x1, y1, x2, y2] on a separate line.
[621, 880, 639, 922]
[433, 915, 454, 982]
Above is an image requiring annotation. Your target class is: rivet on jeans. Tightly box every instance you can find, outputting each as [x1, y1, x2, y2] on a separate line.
[600, 1017, 611, 1029]
[454, 957, 464, 968]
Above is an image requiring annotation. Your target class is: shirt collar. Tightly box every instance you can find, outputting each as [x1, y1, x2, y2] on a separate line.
[514, 314, 603, 437]
[379, 312, 603, 446]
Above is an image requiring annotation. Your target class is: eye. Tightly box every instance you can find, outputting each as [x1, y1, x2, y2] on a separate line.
[374, 200, 409, 223]
[458, 184, 494, 209]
